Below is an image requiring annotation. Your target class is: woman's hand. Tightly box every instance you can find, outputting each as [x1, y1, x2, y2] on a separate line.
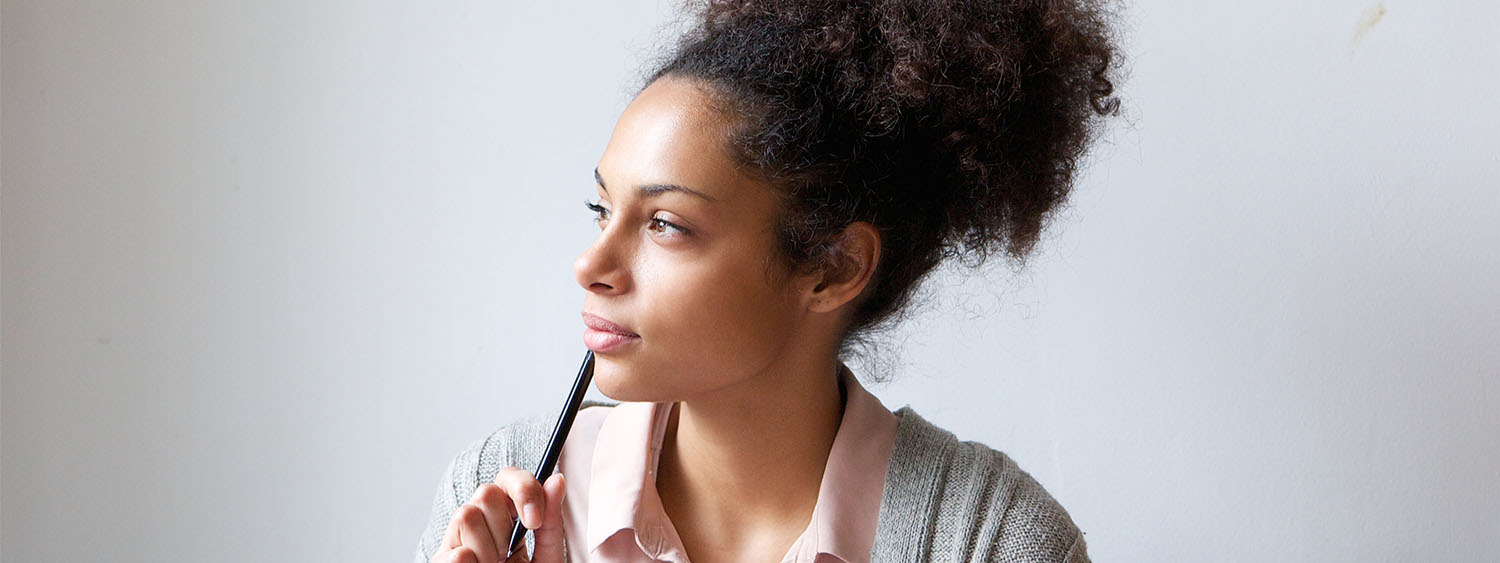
[430, 467, 567, 563]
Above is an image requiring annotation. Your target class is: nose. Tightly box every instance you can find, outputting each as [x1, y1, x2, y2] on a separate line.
[573, 228, 629, 295]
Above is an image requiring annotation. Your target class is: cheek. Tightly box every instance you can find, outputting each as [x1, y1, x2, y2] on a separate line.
[663, 258, 790, 351]
[598, 252, 796, 401]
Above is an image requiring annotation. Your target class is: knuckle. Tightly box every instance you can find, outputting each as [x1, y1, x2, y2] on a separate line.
[492, 466, 525, 483]
[454, 504, 486, 527]
[494, 468, 542, 500]
[520, 478, 544, 498]
[472, 483, 507, 507]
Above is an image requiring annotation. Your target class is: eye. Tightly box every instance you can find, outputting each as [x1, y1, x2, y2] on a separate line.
[648, 217, 689, 237]
[583, 200, 610, 227]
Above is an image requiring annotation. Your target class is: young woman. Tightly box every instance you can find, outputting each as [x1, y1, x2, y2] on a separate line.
[416, 1, 1119, 562]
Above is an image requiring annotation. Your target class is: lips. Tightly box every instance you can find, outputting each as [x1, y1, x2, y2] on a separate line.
[581, 311, 640, 353]
[581, 312, 638, 336]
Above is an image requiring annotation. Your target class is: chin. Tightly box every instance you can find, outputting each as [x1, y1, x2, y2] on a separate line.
[591, 358, 671, 403]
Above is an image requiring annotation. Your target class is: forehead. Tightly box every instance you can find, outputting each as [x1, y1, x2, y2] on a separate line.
[596, 77, 759, 204]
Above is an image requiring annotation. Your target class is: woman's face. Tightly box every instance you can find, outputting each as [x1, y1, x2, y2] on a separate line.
[574, 76, 813, 403]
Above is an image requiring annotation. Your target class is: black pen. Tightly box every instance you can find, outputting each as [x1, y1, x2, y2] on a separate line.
[507, 349, 595, 557]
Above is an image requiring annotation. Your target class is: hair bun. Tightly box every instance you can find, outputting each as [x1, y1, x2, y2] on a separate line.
[647, 0, 1122, 342]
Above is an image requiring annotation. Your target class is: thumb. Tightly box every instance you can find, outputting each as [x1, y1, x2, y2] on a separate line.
[531, 473, 567, 563]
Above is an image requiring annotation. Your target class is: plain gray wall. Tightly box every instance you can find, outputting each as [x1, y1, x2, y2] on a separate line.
[3, 0, 1496, 561]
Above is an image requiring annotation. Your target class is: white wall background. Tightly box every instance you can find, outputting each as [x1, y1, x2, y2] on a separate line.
[3, 0, 1496, 561]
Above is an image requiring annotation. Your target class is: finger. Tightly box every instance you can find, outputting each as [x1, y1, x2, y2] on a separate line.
[441, 496, 497, 551]
[445, 546, 478, 563]
[442, 508, 463, 550]
[452, 504, 501, 563]
[469, 483, 519, 557]
[531, 473, 567, 563]
[493, 467, 547, 530]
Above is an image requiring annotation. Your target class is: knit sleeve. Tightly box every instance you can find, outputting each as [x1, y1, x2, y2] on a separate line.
[411, 414, 555, 563]
[871, 407, 1090, 563]
[976, 445, 1087, 563]
[413, 446, 469, 563]
[905, 437, 1088, 562]
[1062, 530, 1090, 563]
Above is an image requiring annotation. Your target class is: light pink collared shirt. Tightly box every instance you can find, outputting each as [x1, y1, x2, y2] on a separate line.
[556, 364, 899, 563]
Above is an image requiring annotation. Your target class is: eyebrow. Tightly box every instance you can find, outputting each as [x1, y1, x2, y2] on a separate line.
[595, 167, 717, 202]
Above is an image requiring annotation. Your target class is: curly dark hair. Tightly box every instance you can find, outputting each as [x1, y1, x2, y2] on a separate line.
[640, 0, 1121, 355]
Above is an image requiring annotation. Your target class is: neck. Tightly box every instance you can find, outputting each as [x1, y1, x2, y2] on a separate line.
[655, 349, 846, 544]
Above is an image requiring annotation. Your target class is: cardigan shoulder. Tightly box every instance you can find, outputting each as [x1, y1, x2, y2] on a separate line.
[874, 407, 1089, 563]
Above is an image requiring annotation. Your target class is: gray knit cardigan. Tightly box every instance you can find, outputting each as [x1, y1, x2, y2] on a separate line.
[413, 404, 1090, 563]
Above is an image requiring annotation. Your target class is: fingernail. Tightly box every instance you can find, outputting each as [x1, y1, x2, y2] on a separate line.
[524, 503, 541, 528]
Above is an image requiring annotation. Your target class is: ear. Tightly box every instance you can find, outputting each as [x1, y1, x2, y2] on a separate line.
[803, 221, 881, 314]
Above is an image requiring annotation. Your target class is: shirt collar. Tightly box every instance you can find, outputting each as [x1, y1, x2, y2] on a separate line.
[584, 364, 898, 563]
[584, 400, 690, 562]
[807, 363, 899, 563]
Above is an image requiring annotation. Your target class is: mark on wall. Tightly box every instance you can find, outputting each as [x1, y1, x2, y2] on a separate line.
[1349, 2, 1387, 58]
